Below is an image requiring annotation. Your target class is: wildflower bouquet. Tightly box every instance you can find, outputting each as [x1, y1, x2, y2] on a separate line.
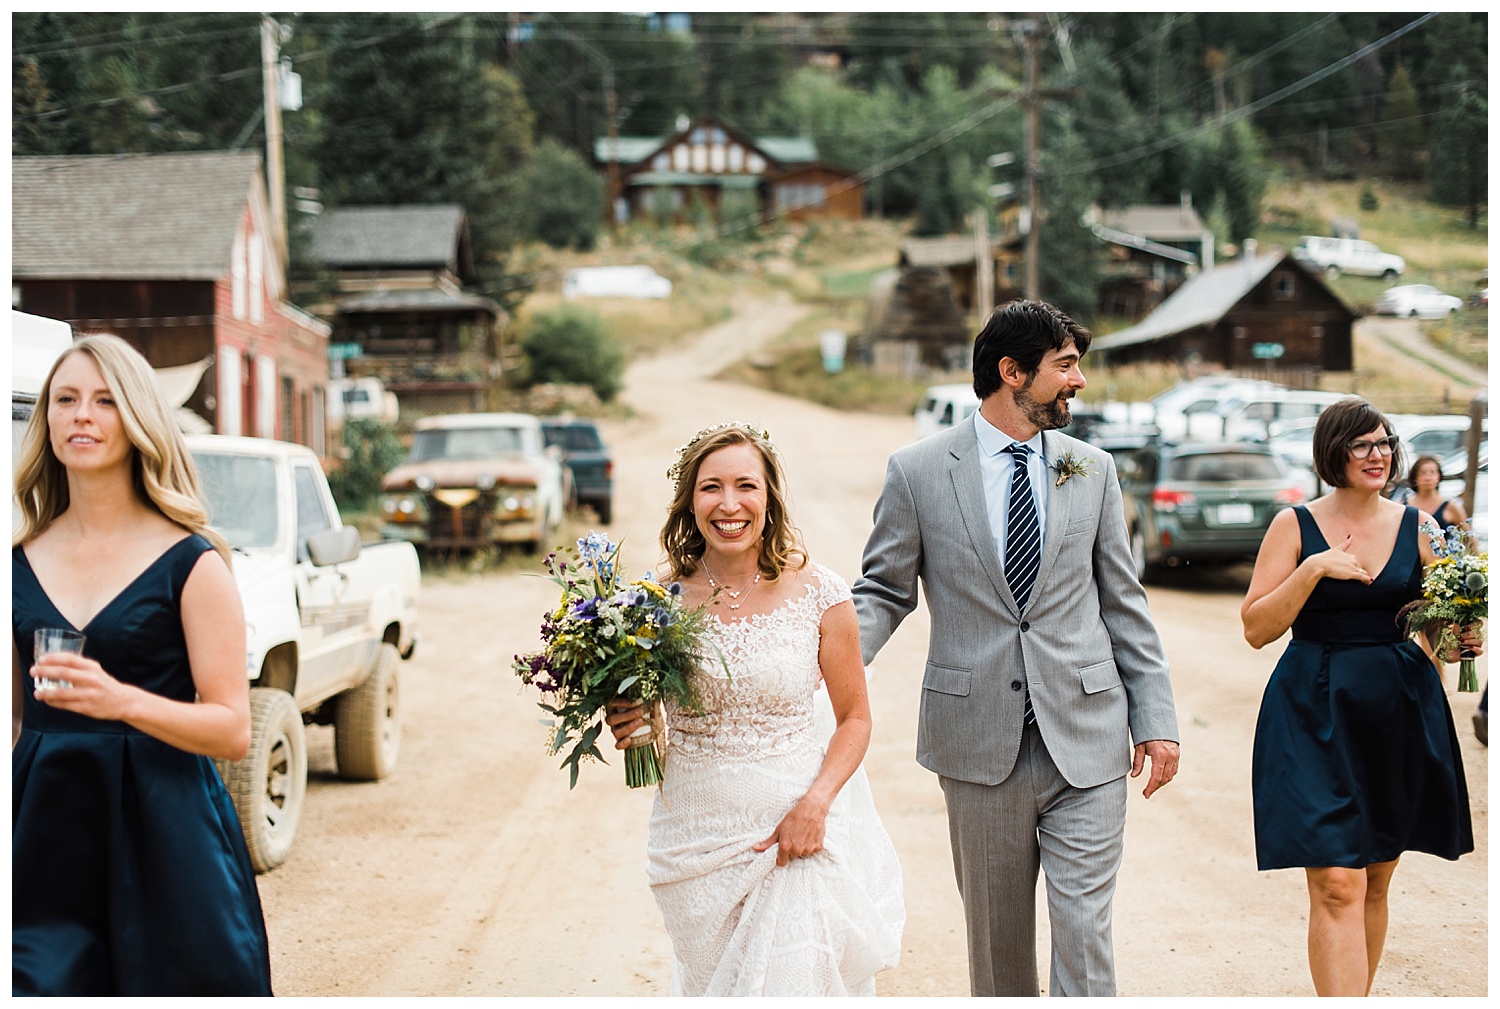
[1401, 520, 1488, 692]
[514, 533, 720, 788]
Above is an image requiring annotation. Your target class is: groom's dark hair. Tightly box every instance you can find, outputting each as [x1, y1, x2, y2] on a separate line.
[972, 299, 1092, 401]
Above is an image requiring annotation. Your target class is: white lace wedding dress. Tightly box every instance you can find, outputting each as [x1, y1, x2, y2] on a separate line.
[646, 563, 905, 996]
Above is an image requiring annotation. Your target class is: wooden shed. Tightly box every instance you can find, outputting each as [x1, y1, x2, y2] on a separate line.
[853, 264, 971, 376]
[1090, 249, 1356, 380]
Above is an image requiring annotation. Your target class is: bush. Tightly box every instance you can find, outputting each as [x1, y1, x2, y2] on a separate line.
[520, 304, 625, 402]
[327, 419, 406, 512]
[1359, 187, 1379, 212]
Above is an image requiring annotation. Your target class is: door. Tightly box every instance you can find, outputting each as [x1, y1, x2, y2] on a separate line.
[291, 462, 366, 699]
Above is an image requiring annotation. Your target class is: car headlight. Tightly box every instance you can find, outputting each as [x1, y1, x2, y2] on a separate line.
[496, 486, 537, 517]
[477, 473, 497, 490]
[415, 475, 435, 491]
[381, 493, 427, 522]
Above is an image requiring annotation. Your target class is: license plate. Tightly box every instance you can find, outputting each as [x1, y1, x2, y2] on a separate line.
[1217, 503, 1255, 525]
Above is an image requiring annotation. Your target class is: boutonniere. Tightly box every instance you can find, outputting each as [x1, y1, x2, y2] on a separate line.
[1053, 450, 1094, 488]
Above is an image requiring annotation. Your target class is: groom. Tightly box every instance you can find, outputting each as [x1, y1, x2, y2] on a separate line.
[853, 299, 1180, 997]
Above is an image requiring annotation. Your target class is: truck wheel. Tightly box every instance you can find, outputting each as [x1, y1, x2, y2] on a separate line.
[1323, 265, 1339, 279]
[596, 500, 613, 525]
[220, 687, 307, 873]
[334, 642, 402, 781]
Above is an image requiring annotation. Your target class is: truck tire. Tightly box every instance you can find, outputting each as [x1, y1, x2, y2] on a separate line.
[596, 500, 613, 525]
[220, 687, 307, 873]
[334, 642, 402, 781]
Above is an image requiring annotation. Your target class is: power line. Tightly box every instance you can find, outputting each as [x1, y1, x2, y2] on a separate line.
[1048, 12, 1442, 177]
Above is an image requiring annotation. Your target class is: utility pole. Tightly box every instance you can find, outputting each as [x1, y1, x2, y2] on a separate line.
[260, 14, 288, 272]
[1021, 15, 1042, 300]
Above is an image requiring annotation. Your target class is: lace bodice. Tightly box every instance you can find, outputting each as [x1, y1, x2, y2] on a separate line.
[665, 563, 850, 762]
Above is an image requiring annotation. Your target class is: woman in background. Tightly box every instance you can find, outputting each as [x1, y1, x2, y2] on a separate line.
[12, 334, 273, 995]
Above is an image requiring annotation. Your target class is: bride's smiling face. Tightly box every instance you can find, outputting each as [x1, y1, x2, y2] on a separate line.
[693, 442, 768, 559]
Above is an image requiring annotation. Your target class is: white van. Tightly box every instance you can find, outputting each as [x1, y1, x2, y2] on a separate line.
[1294, 236, 1405, 279]
[327, 376, 399, 427]
[12, 311, 75, 531]
[914, 383, 980, 440]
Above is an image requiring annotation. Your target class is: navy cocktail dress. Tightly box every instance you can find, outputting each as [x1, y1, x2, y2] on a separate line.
[1251, 506, 1473, 870]
[12, 535, 273, 996]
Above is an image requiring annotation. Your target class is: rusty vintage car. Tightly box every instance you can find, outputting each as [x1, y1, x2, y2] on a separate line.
[380, 413, 567, 552]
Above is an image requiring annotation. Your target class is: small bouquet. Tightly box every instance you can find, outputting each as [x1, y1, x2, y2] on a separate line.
[1401, 520, 1488, 692]
[513, 532, 720, 788]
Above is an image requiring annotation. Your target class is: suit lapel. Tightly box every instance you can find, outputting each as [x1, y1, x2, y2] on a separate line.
[1034, 430, 1075, 597]
[948, 424, 1019, 616]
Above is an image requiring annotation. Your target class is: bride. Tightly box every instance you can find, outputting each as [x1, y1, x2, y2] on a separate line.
[605, 422, 904, 996]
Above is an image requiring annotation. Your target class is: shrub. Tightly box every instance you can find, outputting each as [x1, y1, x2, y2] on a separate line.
[520, 304, 625, 402]
[327, 419, 406, 512]
[1359, 187, 1379, 212]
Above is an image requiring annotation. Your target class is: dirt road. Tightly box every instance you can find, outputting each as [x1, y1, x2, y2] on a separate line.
[257, 297, 1487, 997]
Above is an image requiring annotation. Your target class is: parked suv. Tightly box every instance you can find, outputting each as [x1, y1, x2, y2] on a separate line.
[1120, 442, 1306, 581]
[1294, 235, 1404, 280]
[542, 418, 614, 525]
[380, 413, 566, 553]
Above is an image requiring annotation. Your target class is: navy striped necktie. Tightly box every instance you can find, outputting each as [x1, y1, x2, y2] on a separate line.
[1005, 442, 1039, 726]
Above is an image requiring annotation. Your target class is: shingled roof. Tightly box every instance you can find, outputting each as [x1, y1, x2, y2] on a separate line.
[13, 151, 264, 280]
[307, 205, 469, 274]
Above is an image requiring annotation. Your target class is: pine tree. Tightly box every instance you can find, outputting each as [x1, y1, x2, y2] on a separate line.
[1380, 65, 1426, 181]
[1429, 85, 1487, 229]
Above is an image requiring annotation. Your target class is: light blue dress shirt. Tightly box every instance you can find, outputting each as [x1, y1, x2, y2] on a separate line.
[974, 409, 1048, 569]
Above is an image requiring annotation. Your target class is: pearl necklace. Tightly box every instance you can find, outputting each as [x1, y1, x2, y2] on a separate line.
[701, 558, 761, 610]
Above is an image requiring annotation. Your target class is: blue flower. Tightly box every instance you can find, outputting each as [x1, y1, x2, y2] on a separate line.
[568, 596, 601, 622]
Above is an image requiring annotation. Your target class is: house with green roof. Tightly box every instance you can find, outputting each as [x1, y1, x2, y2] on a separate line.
[594, 116, 863, 224]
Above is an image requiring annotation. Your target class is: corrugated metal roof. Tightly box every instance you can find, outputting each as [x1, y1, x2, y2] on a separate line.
[13, 152, 261, 279]
[756, 137, 818, 164]
[1098, 204, 1209, 241]
[308, 205, 465, 270]
[593, 137, 663, 164]
[629, 172, 760, 188]
[1091, 254, 1285, 351]
[900, 235, 992, 267]
[335, 287, 501, 316]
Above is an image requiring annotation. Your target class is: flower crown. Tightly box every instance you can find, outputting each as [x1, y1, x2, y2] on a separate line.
[666, 421, 775, 484]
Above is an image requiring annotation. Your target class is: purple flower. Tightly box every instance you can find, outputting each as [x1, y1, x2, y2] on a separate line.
[568, 596, 601, 621]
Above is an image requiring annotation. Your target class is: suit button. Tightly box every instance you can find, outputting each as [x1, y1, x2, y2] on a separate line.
[1020, 621, 1030, 632]
[1011, 680, 1023, 691]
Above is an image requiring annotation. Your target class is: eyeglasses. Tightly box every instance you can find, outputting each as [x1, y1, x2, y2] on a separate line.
[1348, 435, 1399, 459]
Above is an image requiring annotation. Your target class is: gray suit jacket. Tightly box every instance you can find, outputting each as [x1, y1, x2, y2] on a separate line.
[854, 418, 1178, 789]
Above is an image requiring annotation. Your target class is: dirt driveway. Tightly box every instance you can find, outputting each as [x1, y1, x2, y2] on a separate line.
[257, 297, 1487, 997]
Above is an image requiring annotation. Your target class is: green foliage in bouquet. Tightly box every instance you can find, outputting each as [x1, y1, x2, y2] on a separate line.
[513, 533, 722, 787]
[1401, 520, 1488, 692]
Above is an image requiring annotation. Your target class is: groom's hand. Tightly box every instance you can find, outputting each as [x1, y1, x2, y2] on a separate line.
[1131, 739, 1180, 799]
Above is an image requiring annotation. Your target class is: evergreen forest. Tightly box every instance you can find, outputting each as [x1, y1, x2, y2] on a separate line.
[12, 12, 1489, 321]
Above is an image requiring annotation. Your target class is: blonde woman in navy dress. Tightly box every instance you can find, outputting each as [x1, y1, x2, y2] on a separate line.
[1241, 397, 1478, 997]
[12, 334, 272, 995]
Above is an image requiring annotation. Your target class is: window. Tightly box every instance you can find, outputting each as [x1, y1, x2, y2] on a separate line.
[293, 464, 332, 560]
[775, 184, 825, 210]
[248, 232, 264, 324]
[652, 154, 669, 172]
[1273, 272, 1295, 300]
[1169, 452, 1283, 482]
[195, 452, 278, 549]
[281, 376, 295, 441]
[231, 232, 247, 320]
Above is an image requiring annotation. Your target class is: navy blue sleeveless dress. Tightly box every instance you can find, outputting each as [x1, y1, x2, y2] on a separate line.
[12, 535, 273, 995]
[1250, 506, 1473, 871]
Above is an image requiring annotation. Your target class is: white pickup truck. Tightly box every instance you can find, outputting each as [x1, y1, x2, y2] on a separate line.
[186, 435, 421, 873]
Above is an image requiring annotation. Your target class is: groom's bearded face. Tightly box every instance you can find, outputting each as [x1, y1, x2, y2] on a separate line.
[1016, 368, 1075, 430]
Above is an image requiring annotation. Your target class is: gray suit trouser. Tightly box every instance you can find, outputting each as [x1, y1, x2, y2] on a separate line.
[940, 721, 1127, 997]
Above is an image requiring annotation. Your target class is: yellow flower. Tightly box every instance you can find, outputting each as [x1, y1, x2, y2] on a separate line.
[632, 579, 670, 600]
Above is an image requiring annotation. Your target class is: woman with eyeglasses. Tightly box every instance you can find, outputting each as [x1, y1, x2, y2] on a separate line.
[1240, 397, 1478, 996]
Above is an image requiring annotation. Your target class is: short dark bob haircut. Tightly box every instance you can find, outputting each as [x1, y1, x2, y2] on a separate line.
[972, 299, 1092, 401]
[1312, 397, 1405, 488]
[1408, 453, 1445, 487]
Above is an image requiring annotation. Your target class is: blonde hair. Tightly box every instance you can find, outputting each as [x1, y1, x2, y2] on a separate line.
[660, 423, 806, 581]
[13, 333, 230, 565]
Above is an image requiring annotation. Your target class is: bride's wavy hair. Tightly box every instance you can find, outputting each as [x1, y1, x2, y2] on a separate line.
[13, 333, 230, 565]
[660, 424, 806, 582]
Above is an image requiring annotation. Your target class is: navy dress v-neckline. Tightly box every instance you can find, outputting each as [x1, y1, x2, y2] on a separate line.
[1249, 506, 1472, 871]
[12, 535, 273, 995]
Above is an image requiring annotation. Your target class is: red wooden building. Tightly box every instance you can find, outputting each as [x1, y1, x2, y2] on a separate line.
[13, 151, 331, 453]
